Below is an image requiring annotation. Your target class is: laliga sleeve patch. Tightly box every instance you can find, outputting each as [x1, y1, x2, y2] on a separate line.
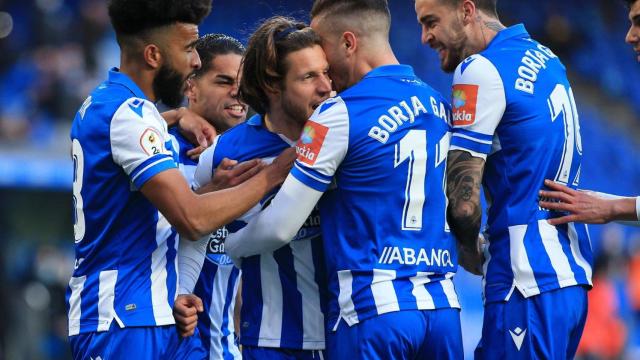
[140, 128, 164, 156]
[295, 120, 329, 166]
[452, 84, 479, 126]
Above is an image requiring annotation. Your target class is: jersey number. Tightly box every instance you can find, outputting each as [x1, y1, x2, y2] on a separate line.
[72, 139, 85, 243]
[394, 130, 427, 231]
[547, 84, 582, 185]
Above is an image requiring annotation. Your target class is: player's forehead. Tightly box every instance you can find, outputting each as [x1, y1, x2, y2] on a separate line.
[208, 53, 242, 76]
[284, 45, 328, 76]
[172, 22, 200, 45]
[415, 0, 448, 20]
[630, 1, 640, 20]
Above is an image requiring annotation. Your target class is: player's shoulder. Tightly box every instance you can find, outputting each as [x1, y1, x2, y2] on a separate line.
[309, 96, 349, 127]
[454, 54, 501, 82]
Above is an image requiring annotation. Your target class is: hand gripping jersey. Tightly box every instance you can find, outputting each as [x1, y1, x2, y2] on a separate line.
[449, 25, 593, 303]
[194, 115, 327, 350]
[67, 69, 179, 336]
[170, 129, 241, 360]
[291, 65, 460, 328]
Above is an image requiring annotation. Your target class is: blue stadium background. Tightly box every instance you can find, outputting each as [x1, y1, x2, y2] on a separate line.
[0, 0, 639, 359]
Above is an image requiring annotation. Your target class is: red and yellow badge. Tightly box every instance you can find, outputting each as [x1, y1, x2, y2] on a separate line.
[452, 84, 479, 126]
[140, 128, 163, 156]
[295, 120, 329, 166]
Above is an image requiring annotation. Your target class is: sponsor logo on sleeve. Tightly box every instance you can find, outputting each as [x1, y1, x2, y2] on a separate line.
[452, 84, 479, 126]
[295, 120, 329, 166]
[140, 128, 164, 156]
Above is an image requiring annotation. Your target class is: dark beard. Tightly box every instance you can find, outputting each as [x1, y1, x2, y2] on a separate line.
[153, 63, 186, 108]
[281, 95, 309, 129]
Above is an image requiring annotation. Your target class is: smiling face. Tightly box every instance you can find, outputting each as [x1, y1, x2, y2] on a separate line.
[186, 53, 246, 132]
[279, 45, 332, 123]
[415, 0, 468, 73]
[626, 0, 640, 62]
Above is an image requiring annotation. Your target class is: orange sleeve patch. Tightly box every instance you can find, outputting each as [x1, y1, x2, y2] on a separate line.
[295, 120, 329, 166]
[452, 84, 479, 126]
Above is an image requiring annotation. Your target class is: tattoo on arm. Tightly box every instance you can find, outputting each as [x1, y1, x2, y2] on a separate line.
[446, 150, 485, 250]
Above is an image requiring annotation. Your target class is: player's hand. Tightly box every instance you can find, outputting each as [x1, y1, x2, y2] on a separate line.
[173, 294, 204, 338]
[210, 158, 264, 191]
[264, 148, 296, 187]
[457, 235, 484, 276]
[187, 145, 207, 161]
[177, 107, 217, 148]
[539, 180, 613, 225]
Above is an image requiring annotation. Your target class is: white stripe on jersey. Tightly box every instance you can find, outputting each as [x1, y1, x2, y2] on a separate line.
[258, 253, 284, 347]
[508, 225, 540, 297]
[290, 240, 325, 348]
[441, 273, 460, 308]
[97, 270, 118, 331]
[337, 270, 359, 326]
[538, 220, 577, 288]
[481, 241, 492, 303]
[227, 277, 242, 359]
[208, 265, 236, 359]
[410, 272, 435, 310]
[371, 269, 400, 315]
[568, 223, 593, 286]
[68, 275, 86, 336]
[151, 214, 174, 325]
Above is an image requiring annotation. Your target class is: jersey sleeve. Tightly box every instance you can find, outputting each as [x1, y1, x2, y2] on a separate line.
[192, 136, 220, 190]
[291, 97, 349, 192]
[450, 55, 506, 160]
[177, 235, 208, 294]
[110, 98, 177, 189]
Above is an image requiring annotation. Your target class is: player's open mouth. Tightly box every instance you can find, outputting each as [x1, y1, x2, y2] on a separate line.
[225, 104, 246, 117]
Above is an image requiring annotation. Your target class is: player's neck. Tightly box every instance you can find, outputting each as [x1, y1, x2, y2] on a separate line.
[472, 13, 505, 52]
[263, 110, 303, 142]
[353, 44, 399, 84]
[119, 57, 157, 102]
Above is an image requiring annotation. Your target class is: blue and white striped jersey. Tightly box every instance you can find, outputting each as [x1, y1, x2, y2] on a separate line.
[291, 65, 460, 328]
[171, 129, 242, 360]
[67, 68, 179, 336]
[195, 115, 327, 350]
[449, 24, 593, 303]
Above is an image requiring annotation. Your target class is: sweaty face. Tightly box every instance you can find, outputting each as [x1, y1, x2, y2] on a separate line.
[154, 23, 201, 107]
[310, 18, 350, 93]
[188, 54, 247, 133]
[626, 1, 640, 62]
[280, 45, 332, 123]
[415, 0, 468, 73]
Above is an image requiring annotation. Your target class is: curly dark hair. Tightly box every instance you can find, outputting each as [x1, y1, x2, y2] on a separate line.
[193, 34, 245, 78]
[108, 0, 212, 37]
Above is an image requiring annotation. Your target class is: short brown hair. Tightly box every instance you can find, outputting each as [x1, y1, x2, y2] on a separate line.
[239, 16, 321, 115]
[437, 0, 498, 17]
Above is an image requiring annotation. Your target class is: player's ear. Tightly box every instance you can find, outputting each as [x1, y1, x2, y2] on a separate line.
[461, 0, 476, 25]
[144, 44, 163, 70]
[185, 78, 197, 102]
[342, 31, 357, 56]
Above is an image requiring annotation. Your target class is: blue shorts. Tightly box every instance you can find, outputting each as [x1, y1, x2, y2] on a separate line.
[242, 346, 324, 359]
[328, 309, 462, 360]
[475, 285, 588, 360]
[69, 324, 207, 360]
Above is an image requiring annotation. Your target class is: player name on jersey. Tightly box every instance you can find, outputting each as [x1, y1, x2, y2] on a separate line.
[368, 95, 448, 144]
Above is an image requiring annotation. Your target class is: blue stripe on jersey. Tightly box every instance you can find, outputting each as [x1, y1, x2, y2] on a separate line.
[131, 156, 176, 189]
[454, 128, 494, 142]
[291, 163, 331, 192]
[273, 245, 304, 348]
[194, 262, 218, 355]
[169, 128, 198, 167]
[450, 134, 492, 155]
[221, 269, 241, 359]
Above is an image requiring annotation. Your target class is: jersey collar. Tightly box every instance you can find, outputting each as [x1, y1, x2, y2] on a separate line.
[362, 64, 416, 80]
[487, 23, 529, 49]
[108, 67, 147, 100]
[246, 114, 263, 127]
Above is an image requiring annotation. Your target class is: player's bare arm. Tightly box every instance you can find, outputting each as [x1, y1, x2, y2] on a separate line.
[540, 180, 639, 225]
[446, 150, 484, 274]
[142, 148, 295, 241]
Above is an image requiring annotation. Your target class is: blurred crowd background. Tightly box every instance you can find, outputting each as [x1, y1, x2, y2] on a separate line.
[0, 0, 639, 359]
